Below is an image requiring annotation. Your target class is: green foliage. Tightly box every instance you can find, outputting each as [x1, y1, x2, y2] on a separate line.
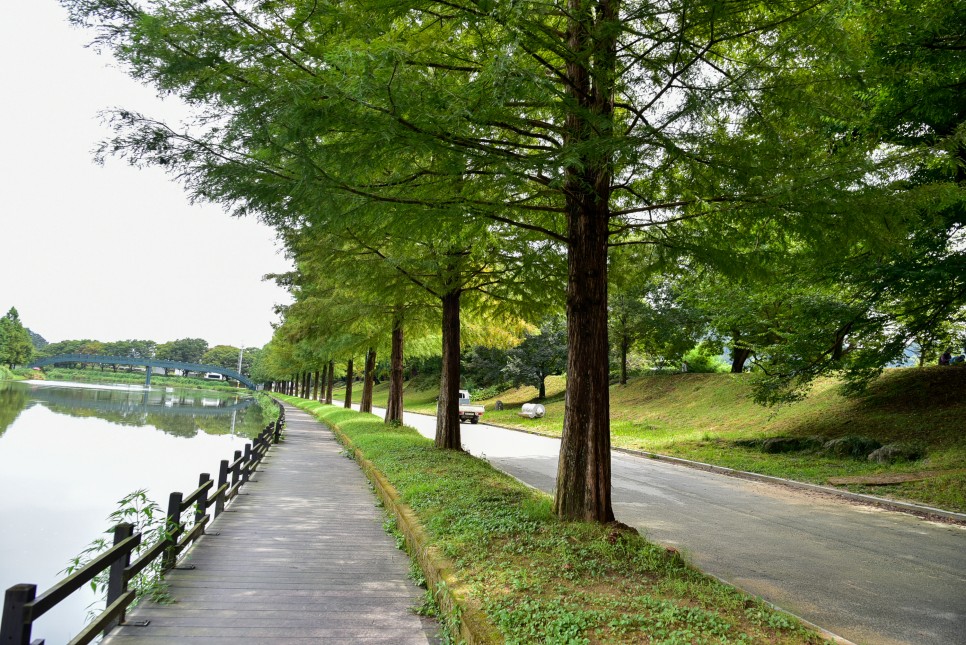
[201, 344, 252, 373]
[156, 338, 208, 364]
[502, 316, 567, 399]
[64, 0, 965, 519]
[254, 391, 280, 424]
[682, 346, 727, 374]
[461, 345, 511, 391]
[63, 490, 172, 623]
[0, 307, 34, 368]
[26, 328, 47, 350]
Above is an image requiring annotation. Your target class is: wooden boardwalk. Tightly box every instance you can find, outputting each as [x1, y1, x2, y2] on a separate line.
[103, 403, 437, 644]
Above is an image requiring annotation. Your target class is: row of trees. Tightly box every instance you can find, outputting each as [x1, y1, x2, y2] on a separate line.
[67, 0, 964, 522]
[37, 337, 260, 375]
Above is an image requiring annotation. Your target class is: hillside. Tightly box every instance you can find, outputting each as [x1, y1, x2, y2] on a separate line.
[360, 366, 966, 513]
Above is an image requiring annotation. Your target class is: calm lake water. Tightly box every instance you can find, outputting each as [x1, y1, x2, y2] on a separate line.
[0, 379, 268, 643]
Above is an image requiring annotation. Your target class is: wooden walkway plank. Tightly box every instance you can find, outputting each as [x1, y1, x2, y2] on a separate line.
[102, 403, 437, 644]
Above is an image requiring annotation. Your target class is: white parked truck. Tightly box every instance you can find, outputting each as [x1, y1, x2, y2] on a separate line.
[458, 389, 485, 424]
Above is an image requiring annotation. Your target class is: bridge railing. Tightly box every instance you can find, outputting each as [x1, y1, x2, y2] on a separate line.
[0, 401, 286, 645]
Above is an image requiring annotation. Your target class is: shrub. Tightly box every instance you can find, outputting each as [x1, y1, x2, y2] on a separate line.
[682, 347, 728, 374]
[823, 435, 882, 459]
[868, 443, 926, 464]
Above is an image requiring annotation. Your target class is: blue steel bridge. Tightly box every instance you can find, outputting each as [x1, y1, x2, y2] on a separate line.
[28, 354, 256, 390]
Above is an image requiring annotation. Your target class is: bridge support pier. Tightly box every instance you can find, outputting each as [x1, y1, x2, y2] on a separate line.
[145, 366, 152, 388]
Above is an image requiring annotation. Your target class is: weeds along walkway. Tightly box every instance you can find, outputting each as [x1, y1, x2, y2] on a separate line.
[103, 403, 436, 645]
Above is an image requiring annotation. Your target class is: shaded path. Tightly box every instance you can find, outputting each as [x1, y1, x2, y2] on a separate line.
[104, 403, 436, 644]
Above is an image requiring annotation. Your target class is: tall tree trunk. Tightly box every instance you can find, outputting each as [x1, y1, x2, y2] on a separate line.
[435, 291, 462, 450]
[385, 312, 405, 424]
[319, 363, 328, 401]
[620, 329, 629, 386]
[312, 369, 320, 400]
[539, 375, 547, 400]
[360, 348, 376, 413]
[554, 0, 617, 523]
[730, 346, 752, 373]
[325, 360, 334, 404]
[344, 358, 354, 408]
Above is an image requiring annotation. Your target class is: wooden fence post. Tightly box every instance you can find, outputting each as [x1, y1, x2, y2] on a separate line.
[162, 492, 183, 571]
[215, 460, 229, 517]
[231, 450, 242, 490]
[195, 473, 210, 533]
[104, 523, 135, 635]
[242, 444, 252, 484]
[0, 583, 36, 645]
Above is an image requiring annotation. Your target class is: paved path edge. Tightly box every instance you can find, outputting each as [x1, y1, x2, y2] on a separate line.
[302, 403, 502, 644]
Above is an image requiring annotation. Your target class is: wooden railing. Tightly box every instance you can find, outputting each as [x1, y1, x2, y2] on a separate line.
[0, 403, 286, 645]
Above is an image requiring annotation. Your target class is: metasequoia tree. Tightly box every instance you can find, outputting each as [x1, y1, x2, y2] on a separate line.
[279, 215, 553, 448]
[65, 0, 907, 521]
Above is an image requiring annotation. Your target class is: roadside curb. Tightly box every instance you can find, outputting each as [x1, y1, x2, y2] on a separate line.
[304, 405, 501, 644]
[472, 417, 966, 525]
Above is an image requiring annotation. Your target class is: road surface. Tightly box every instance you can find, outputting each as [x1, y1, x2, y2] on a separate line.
[362, 404, 965, 645]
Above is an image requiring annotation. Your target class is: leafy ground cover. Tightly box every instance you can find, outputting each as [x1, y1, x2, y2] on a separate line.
[282, 396, 829, 644]
[348, 366, 966, 512]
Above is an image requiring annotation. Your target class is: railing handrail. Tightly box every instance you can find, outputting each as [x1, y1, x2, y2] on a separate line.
[0, 399, 285, 645]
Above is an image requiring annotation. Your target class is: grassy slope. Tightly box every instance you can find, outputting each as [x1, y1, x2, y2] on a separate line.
[350, 367, 966, 512]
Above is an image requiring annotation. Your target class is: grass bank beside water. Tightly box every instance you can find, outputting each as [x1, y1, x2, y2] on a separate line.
[282, 395, 829, 644]
[343, 366, 966, 513]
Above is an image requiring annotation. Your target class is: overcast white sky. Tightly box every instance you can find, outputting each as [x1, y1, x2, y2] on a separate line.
[0, 1, 293, 348]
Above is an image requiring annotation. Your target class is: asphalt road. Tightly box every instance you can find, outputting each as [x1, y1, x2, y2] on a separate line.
[363, 405, 966, 645]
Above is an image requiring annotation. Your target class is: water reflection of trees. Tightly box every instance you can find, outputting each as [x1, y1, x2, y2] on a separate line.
[0, 383, 30, 437]
[23, 387, 265, 439]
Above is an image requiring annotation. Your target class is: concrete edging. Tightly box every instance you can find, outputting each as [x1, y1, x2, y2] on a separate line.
[320, 415, 501, 644]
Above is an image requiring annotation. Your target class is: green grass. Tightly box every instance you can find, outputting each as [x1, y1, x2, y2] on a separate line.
[0, 365, 34, 381]
[282, 396, 829, 644]
[354, 367, 966, 513]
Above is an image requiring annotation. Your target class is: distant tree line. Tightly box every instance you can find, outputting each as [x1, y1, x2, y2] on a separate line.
[35, 336, 260, 377]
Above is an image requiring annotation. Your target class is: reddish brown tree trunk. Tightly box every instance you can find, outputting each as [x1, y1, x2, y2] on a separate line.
[325, 360, 334, 404]
[344, 358, 354, 408]
[360, 348, 376, 414]
[435, 291, 462, 450]
[553, 0, 617, 523]
[385, 313, 405, 424]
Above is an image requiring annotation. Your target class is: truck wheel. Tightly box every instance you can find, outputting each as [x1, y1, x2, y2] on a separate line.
[470, 417, 479, 424]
